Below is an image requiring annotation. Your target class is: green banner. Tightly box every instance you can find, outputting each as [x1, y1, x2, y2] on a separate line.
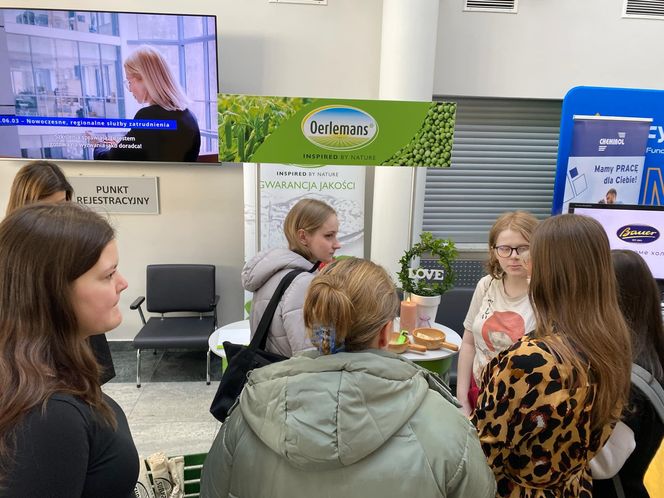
[218, 94, 456, 167]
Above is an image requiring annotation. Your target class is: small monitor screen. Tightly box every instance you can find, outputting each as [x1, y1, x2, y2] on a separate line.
[0, 9, 219, 163]
[568, 203, 664, 281]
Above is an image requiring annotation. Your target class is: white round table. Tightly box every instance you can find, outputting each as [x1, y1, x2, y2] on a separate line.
[209, 319, 461, 376]
[394, 318, 461, 362]
[208, 320, 251, 359]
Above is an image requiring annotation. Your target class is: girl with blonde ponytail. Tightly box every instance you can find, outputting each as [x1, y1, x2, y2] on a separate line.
[303, 257, 398, 353]
[202, 258, 496, 498]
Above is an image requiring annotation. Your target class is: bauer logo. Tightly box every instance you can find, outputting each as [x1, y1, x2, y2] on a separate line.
[617, 225, 660, 243]
[302, 106, 378, 151]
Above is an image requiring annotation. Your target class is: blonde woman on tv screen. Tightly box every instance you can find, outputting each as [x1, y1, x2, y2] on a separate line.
[92, 45, 201, 162]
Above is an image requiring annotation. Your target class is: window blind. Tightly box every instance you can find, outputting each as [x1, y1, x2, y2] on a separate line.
[423, 97, 561, 244]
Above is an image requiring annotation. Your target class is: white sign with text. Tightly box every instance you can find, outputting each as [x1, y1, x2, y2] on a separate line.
[69, 176, 160, 214]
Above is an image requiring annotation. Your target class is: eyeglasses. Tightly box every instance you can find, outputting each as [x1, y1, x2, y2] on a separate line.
[493, 245, 530, 258]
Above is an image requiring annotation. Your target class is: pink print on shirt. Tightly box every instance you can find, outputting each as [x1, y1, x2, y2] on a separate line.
[481, 311, 526, 352]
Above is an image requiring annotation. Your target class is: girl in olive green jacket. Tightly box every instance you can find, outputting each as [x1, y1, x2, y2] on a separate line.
[202, 258, 495, 498]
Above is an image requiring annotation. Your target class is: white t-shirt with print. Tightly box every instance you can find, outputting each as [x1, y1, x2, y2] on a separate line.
[463, 274, 536, 384]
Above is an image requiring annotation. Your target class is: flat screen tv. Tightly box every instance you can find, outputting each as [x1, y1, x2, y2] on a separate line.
[568, 202, 664, 282]
[0, 8, 218, 163]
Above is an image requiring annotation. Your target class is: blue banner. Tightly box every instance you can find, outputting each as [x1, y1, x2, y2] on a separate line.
[570, 118, 651, 157]
[560, 116, 651, 213]
[0, 115, 177, 130]
[553, 86, 664, 214]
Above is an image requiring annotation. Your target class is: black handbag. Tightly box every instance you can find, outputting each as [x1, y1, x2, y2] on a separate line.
[209, 263, 318, 422]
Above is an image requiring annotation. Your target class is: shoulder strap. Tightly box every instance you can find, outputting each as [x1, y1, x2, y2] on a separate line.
[631, 363, 664, 423]
[612, 474, 626, 498]
[249, 261, 320, 351]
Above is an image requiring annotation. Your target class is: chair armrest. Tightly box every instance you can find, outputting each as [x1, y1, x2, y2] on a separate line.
[130, 296, 145, 310]
[130, 296, 147, 326]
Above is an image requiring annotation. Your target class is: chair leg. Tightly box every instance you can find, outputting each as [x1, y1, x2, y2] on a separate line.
[136, 349, 142, 388]
[206, 349, 211, 385]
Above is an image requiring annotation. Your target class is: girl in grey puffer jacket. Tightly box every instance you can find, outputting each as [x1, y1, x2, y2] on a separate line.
[241, 198, 341, 357]
[202, 258, 496, 498]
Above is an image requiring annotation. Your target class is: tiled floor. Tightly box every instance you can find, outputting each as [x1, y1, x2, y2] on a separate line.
[102, 342, 223, 458]
[106, 341, 224, 385]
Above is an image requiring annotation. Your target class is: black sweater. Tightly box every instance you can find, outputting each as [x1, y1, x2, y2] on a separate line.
[94, 105, 201, 162]
[3, 393, 138, 497]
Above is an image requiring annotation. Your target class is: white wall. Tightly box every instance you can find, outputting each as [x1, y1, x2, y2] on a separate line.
[219, 0, 382, 98]
[0, 0, 383, 340]
[435, 0, 664, 99]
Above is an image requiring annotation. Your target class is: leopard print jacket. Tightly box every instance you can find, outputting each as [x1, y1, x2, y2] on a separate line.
[471, 338, 613, 498]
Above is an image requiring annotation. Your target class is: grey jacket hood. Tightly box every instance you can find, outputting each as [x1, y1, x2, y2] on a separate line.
[242, 247, 314, 292]
[241, 247, 318, 356]
[239, 350, 457, 471]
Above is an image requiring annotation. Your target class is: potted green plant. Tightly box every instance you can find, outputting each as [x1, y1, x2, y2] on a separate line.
[397, 232, 457, 328]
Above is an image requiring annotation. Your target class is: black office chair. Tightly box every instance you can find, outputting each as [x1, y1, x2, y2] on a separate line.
[437, 259, 486, 390]
[435, 286, 475, 389]
[130, 264, 219, 387]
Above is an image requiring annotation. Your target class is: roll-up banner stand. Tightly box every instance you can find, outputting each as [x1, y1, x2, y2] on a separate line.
[233, 93, 458, 315]
[552, 86, 664, 214]
[232, 94, 458, 315]
[242, 163, 366, 316]
[559, 115, 652, 213]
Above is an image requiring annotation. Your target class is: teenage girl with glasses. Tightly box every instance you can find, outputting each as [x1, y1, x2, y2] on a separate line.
[456, 210, 539, 416]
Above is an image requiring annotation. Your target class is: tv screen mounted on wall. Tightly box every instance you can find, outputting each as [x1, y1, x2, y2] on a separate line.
[0, 8, 219, 163]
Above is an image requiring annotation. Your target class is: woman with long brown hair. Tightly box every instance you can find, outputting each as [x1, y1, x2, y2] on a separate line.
[6, 161, 116, 385]
[472, 214, 632, 498]
[0, 203, 137, 496]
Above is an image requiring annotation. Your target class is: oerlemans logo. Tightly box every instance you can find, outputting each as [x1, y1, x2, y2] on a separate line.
[617, 224, 660, 243]
[302, 106, 378, 151]
[598, 131, 626, 152]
